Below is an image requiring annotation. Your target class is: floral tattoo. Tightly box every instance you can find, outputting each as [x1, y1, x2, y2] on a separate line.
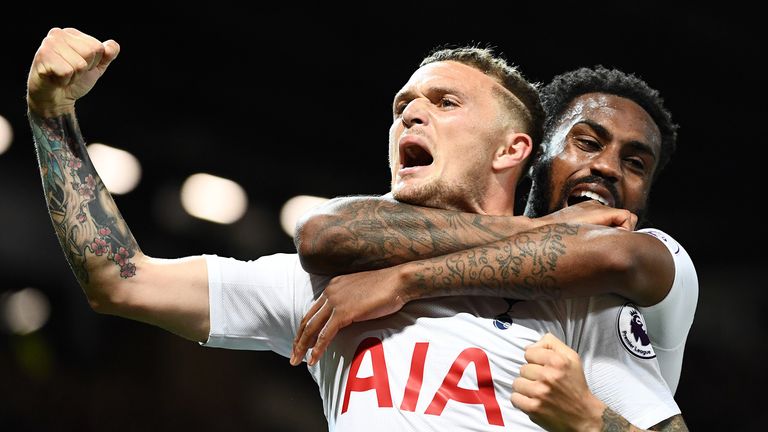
[31, 112, 139, 283]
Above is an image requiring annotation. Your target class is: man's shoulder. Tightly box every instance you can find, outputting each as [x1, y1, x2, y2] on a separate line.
[635, 228, 685, 255]
[205, 252, 302, 271]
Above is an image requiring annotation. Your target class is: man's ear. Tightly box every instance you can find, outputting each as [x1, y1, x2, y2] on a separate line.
[492, 132, 532, 171]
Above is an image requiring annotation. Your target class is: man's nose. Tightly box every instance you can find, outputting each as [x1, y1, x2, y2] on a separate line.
[589, 149, 622, 182]
[402, 98, 429, 127]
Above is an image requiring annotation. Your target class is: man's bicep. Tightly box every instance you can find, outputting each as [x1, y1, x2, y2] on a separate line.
[551, 227, 675, 304]
[620, 231, 677, 307]
[115, 255, 211, 342]
[520, 227, 675, 304]
[203, 253, 311, 358]
[294, 194, 393, 274]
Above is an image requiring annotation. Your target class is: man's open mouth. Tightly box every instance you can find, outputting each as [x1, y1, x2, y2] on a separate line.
[400, 143, 433, 168]
[567, 190, 611, 207]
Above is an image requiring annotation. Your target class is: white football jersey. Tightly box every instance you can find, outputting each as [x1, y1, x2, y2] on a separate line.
[203, 252, 679, 431]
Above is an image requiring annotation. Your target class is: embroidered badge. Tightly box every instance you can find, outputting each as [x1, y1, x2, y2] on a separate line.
[616, 302, 656, 359]
[493, 314, 513, 330]
[493, 298, 518, 329]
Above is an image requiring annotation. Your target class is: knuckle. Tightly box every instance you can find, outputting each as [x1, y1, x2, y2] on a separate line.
[535, 384, 550, 399]
[75, 58, 89, 71]
[550, 368, 565, 382]
[511, 377, 522, 391]
[550, 356, 565, 369]
[527, 398, 541, 412]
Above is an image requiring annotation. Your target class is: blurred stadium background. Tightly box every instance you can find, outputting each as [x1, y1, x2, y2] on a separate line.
[1, 3, 764, 431]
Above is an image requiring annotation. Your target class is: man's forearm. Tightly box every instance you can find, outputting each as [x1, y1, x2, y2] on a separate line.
[603, 410, 688, 431]
[295, 195, 537, 275]
[31, 111, 140, 297]
[397, 223, 629, 302]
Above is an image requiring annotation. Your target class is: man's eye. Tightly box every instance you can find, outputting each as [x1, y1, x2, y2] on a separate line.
[626, 157, 646, 171]
[394, 102, 408, 116]
[438, 98, 457, 108]
[576, 138, 600, 151]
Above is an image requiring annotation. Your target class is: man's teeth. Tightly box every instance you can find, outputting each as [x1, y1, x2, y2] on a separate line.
[578, 191, 608, 205]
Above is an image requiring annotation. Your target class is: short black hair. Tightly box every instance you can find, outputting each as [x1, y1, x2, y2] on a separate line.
[540, 66, 678, 180]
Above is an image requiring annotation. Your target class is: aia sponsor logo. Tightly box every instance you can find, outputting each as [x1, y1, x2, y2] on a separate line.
[342, 337, 504, 426]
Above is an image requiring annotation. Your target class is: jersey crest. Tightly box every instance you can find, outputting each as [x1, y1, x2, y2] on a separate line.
[492, 298, 518, 330]
[616, 302, 655, 359]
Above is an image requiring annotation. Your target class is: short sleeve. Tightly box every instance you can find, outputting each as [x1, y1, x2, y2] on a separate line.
[201, 253, 314, 358]
[636, 228, 699, 393]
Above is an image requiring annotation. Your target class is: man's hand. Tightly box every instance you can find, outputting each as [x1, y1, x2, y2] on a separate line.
[536, 200, 637, 231]
[27, 27, 120, 116]
[290, 266, 407, 366]
[511, 333, 606, 432]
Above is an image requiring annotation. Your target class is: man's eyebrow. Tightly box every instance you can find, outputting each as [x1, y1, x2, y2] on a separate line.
[393, 89, 414, 106]
[578, 119, 658, 159]
[579, 119, 611, 140]
[393, 86, 466, 106]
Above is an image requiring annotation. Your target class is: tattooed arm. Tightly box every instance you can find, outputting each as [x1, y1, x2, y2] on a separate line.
[294, 194, 635, 275]
[28, 27, 210, 342]
[294, 194, 537, 275]
[390, 223, 673, 305]
[525, 393, 689, 432]
[291, 222, 673, 365]
[525, 405, 688, 431]
[512, 333, 688, 432]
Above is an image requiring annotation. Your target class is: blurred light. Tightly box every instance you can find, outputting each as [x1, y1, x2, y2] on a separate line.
[280, 195, 330, 238]
[16, 333, 54, 381]
[87, 143, 142, 194]
[0, 114, 13, 155]
[2, 287, 51, 335]
[180, 173, 248, 224]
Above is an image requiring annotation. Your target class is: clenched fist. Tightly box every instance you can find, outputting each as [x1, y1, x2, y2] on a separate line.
[27, 27, 119, 117]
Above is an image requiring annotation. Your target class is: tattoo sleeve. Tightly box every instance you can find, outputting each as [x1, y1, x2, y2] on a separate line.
[602, 409, 688, 431]
[30, 111, 140, 288]
[404, 224, 578, 301]
[647, 414, 689, 431]
[296, 196, 530, 274]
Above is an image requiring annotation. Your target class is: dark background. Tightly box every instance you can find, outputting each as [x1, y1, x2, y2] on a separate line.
[1, 3, 764, 431]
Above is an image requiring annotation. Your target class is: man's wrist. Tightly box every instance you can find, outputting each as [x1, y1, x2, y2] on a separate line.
[27, 99, 76, 118]
[396, 261, 426, 303]
[519, 215, 542, 231]
[586, 399, 610, 432]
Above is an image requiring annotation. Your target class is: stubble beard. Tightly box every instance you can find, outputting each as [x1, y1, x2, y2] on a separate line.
[524, 161, 553, 218]
[525, 161, 650, 226]
[393, 176, 487, 213]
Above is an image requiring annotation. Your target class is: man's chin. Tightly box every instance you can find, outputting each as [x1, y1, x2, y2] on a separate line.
[391, 188, 424, 205]
[392, 185, 439, 208]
